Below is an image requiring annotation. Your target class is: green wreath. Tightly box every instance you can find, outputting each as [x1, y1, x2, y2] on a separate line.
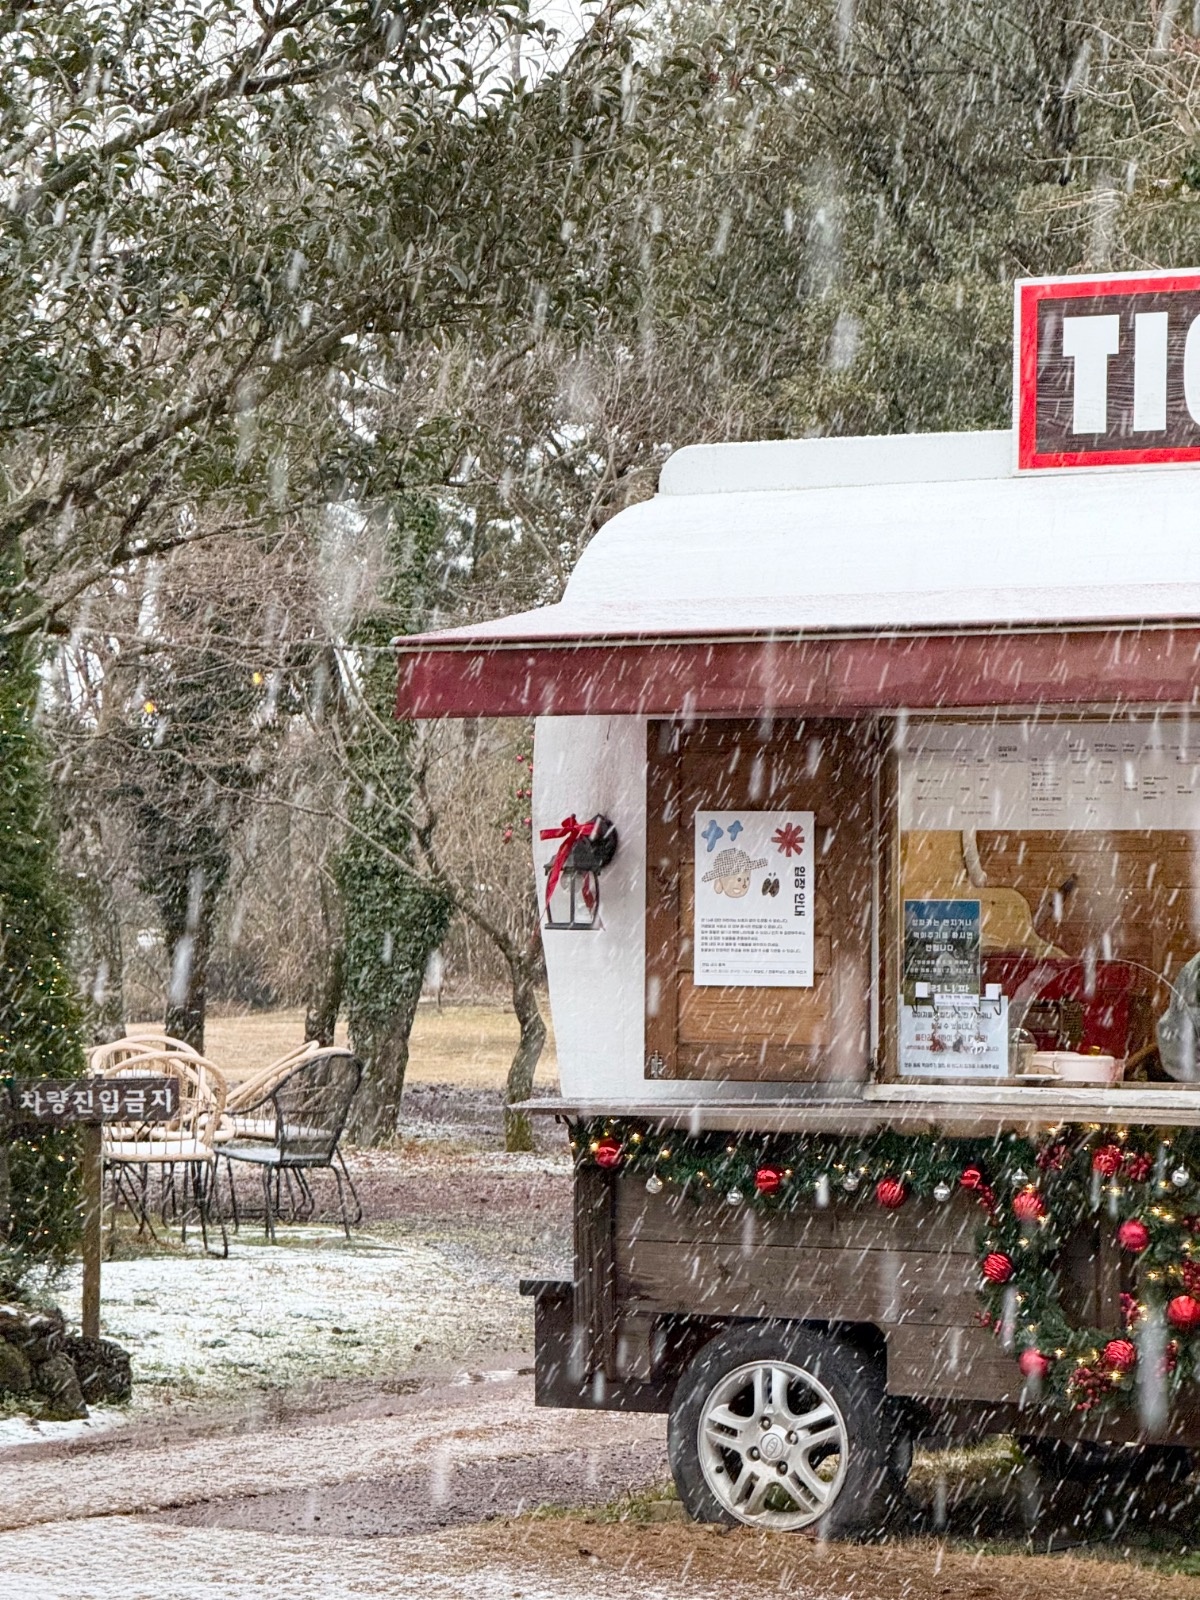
[573, 1118, 1200, 1416]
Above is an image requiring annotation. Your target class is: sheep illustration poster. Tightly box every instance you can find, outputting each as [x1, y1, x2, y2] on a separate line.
[693, 811, 815, 987]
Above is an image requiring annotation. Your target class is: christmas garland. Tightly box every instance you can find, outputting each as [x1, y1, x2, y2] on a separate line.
[571, 1117, 1200, 1417]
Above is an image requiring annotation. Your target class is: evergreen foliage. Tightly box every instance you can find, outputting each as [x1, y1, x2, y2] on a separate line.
[0, 564, 85, 1280]
[338, 498, 453, 1141]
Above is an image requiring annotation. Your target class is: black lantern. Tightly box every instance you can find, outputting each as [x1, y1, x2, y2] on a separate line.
[541, 814, 619, 930]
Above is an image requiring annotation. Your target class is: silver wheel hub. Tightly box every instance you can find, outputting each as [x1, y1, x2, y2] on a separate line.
[697, 1358, 848, 1531]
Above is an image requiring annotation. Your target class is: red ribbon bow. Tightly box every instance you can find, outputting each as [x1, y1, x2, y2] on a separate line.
[539, 814, 598, 912]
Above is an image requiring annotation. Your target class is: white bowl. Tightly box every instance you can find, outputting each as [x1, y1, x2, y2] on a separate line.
[1044, 1052, 1122, 1086]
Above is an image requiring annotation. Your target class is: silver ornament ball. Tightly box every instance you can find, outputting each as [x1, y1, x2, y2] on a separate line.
[645, 1174, 663, 1195]
[1173, 1167, 1192, 1189]
[933, 1181, 952, 1203]
[842, 1172, 861, 1193]
[726, 1188, 744, 1207]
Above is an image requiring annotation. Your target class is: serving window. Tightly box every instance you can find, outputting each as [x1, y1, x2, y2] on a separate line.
[893, 717, 1200, 1086]
[644, 712, 1200, 1089]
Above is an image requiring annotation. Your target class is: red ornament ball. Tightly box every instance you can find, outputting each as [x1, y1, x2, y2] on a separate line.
[1012, 1189, 1046, 1222]
[960, 1166, 984, 1191]
[1092, 1144, 1124, 1177]
[1103, 1339, 1138, 1373]
[1116, 1218, 1150, 1253]
[593, 1136, 623, 1170]
[875, 1177, 908, 1209]
[1168, 1294, 1200, 1332]
[754, 1166, 783, 1196]
[1019, 1349, 1051, 1380]
[982, 1251, 1015, 1284]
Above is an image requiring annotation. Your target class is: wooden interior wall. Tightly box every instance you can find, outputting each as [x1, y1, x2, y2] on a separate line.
[902, 828, 1200, 982]
[976, 829, 1200, 983]
[645, 718, 879, 1082]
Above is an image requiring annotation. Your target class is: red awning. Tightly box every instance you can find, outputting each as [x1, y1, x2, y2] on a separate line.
[395, 620, 1200, 720]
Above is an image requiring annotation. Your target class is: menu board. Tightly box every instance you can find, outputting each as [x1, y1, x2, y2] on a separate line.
[693, 810, 815, 987]
[899, 720, 1200, 831]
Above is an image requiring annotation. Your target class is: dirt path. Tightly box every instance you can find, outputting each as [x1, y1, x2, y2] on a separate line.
[0, 1368, 665, 1534]
[8, 1365, 1200, 1600]
[0, 1366, 675, 1600]
[9, 1512, 1200, 1600]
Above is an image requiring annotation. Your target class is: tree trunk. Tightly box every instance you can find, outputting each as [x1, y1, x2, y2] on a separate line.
[305, 943, 345, 1047]
[504, 960, 547, 1153]
[0, 1097, 10, 1255]
[87, 895, 126, 1044]
[162, 866, 221, 1053]
[163, 931, 210, 1052]
[347, 990, 422, 1144]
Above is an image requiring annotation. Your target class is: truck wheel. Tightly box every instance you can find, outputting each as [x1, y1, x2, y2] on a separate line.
[668, 1323, 903, 1535]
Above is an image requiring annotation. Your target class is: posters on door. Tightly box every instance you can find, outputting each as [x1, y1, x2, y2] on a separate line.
[693, 811, 814, 987]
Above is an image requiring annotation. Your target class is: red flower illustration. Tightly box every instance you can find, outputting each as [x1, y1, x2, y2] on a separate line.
[772, 821, 806, 857]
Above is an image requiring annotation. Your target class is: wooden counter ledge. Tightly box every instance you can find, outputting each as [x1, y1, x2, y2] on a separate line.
[516, 1082, 1200, 1136]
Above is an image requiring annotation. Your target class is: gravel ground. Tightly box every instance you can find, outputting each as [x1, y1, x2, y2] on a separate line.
[8, 1393, 1200, 1600]
[9, 1515, 1200, 1600]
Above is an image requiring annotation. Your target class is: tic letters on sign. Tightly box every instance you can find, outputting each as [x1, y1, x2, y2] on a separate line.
[1015, 269, 1200, 469]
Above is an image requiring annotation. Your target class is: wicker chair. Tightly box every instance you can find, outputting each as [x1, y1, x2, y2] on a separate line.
[225, 1040, 355, 1141]
[88, 1034, 202, 1074]
[219, 1053, 363, 1241]
[101, 1051, 228, 1256]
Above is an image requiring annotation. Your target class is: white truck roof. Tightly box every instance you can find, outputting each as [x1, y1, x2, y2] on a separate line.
[413, 429, 1200, 645]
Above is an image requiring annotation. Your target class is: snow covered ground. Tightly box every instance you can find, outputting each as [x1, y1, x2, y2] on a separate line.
[1, 1139, 572, 1441]
[53, 1225, 526, 1409]
[0, 1406, 127, 1450]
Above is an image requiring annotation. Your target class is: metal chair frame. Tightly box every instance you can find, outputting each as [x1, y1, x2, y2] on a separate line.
[219, 1054, 363, 1241]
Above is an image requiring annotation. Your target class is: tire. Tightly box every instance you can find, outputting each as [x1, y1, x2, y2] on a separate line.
[668, 1322, 906, 1536]
[1020, 1437, 1195, 1490]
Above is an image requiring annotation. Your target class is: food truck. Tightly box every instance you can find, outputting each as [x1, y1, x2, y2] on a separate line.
[395, 269, 1200, 1534]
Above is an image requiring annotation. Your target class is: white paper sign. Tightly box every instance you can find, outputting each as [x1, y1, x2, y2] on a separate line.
[693, 810, 815, 987]
[899, 996, 1009, 1079]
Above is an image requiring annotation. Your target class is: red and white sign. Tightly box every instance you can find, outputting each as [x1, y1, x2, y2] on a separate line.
[1015, 268, 1200, 470]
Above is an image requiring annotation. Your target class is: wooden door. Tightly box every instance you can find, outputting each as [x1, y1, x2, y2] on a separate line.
[645, 718, 881, 1082]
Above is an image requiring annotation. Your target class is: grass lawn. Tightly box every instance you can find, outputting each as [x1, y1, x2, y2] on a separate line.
[137, 1000, 559, 1089]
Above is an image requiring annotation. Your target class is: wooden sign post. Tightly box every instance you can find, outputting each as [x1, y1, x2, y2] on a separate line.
[7, 1078, 181, 1339]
